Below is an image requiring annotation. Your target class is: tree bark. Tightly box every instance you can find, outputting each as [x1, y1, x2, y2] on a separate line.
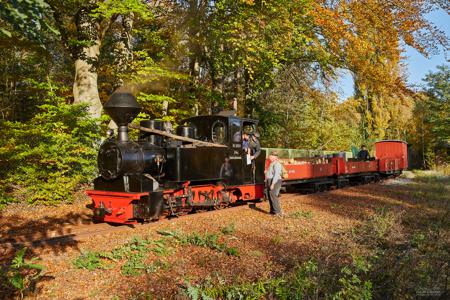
[73, 43, 102, 118]
[73, 7, 103, 119]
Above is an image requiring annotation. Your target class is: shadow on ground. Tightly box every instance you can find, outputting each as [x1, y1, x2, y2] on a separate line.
[1, 176, 447, 299]
[122, 177, 449, 299]
[0, 211, 93, 299]
[0, 211, 92, 258]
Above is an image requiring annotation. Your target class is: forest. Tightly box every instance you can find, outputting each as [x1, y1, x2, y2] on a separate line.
[0, 0, 449, 206]
[0, 1, 450, 300]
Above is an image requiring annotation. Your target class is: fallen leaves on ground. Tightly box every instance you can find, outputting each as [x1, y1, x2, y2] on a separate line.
[0, 177, 448, 299]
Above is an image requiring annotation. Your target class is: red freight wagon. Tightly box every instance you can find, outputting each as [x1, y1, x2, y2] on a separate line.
[263, 140, 407, 191]
[345, 160, 379, 174]
[282, 162, 335, 181]
[375, 140, 408, 173]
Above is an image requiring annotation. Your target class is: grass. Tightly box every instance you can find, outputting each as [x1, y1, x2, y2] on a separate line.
[183, 258, 373, 300]
[181, 171, 449, 300]
[157, 229, 240, 257]
[289, 210, 314, 219]
[46, 170, 450, 298]
[350, 171, 450, 299]
[270, 235, 284, 245]
[73, 235, 173, 276]
[225, 247, 240, 257]
[249, 250, 264, 257]
[220, 223, 236, 235]
[354, 207, 404, 247]
[73, 228, 241, 279]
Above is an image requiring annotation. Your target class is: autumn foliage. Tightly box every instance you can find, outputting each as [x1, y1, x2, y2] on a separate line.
[0, 0, 448, 205]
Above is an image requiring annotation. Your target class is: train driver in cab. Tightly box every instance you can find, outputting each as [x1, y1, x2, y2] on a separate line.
[242, 132, 250, 155]
[249, 132, 261, 160]
[358, 145, 370, 160]
[242, 132, 261, 163]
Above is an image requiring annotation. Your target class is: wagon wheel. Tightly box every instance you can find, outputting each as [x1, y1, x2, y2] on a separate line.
[213, 191, 230, 210]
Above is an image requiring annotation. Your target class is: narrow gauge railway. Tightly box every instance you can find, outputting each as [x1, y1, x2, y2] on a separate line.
[0, 202, 250, 255]
[87, 92, 408, 224]
[1, 177, 398, 256]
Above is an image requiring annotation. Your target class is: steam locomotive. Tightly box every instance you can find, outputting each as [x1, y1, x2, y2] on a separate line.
[87, 92, 408, 224]
[87, 92, 266, 224]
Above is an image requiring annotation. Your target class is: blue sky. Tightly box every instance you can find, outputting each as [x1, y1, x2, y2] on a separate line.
[335, 9, 449, 100]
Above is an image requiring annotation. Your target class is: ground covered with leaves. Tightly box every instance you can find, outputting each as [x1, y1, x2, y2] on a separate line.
[0, 171, 448, 299]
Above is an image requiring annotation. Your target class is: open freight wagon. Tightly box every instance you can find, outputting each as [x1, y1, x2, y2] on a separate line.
[263, 140, 408, 192]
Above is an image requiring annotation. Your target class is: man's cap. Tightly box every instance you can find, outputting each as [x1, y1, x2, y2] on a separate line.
[270, 151, 279, 156]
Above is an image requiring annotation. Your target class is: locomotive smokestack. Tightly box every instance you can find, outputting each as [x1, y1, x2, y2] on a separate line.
[103, 92, 141, 143]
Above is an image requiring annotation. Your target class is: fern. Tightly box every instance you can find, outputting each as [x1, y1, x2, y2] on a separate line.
[5, 248, 45, 299]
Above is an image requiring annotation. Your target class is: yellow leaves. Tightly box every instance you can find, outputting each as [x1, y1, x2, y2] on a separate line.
[314, 0, 407, 105]
[240, 0, 255, 5]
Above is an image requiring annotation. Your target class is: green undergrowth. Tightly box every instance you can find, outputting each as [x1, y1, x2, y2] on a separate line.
[0, 247, 45, 299]
[73, 236, 172, 276]
[182, 172, 449, 300]
[348, 174, 449, 299]
[289, 210, 314, 219]
[184, 257, 372, 300]
[157, 229, 240, 257]
[0, 83, 103, 206]
[220, 223, 236, 235]
[74, 227, 239, 277]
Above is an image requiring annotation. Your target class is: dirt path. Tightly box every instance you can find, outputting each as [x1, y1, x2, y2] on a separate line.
[1, 177, 448, 299]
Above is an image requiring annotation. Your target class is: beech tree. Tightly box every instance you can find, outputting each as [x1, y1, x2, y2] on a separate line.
[313, 0, 448, 140]
[46, 0, 155, 118]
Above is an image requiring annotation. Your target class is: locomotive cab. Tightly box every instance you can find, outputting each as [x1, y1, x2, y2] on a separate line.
[169, 115, 266, 186]
[160, 115, 266, 186]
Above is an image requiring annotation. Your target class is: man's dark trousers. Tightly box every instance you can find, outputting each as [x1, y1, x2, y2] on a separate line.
[267, 179, 282, 214]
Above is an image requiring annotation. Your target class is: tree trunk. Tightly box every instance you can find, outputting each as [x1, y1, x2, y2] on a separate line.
[107, 14, 134, 130]
[73, 7, 103, 119]
[113, 13, 134, 88]
[73, 42, 102, 118]
[234, 68, 244, 116]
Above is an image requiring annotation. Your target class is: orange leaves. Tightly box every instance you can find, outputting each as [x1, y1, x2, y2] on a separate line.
[308, 0, 441, 139]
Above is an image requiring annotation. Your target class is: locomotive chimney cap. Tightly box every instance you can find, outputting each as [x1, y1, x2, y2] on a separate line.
[103, 92, 141, 126]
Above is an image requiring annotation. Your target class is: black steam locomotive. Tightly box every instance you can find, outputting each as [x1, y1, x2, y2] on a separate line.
[87, 92, 266, 224]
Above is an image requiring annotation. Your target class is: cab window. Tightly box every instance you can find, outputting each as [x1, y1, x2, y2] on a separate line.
[230, 119, 241, 144]
[211, 121, 227, 144]
[242, 122, 256, 135]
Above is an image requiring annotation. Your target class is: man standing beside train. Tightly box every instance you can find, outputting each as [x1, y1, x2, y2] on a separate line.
[266, 151, 283, 216]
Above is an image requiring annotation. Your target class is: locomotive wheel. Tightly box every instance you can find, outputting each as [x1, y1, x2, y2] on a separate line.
[213, 203, 228, 210]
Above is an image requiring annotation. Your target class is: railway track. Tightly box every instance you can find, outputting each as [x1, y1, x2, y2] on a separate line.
[0, 201, 251, 258]
[0, 181, 390, 258]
